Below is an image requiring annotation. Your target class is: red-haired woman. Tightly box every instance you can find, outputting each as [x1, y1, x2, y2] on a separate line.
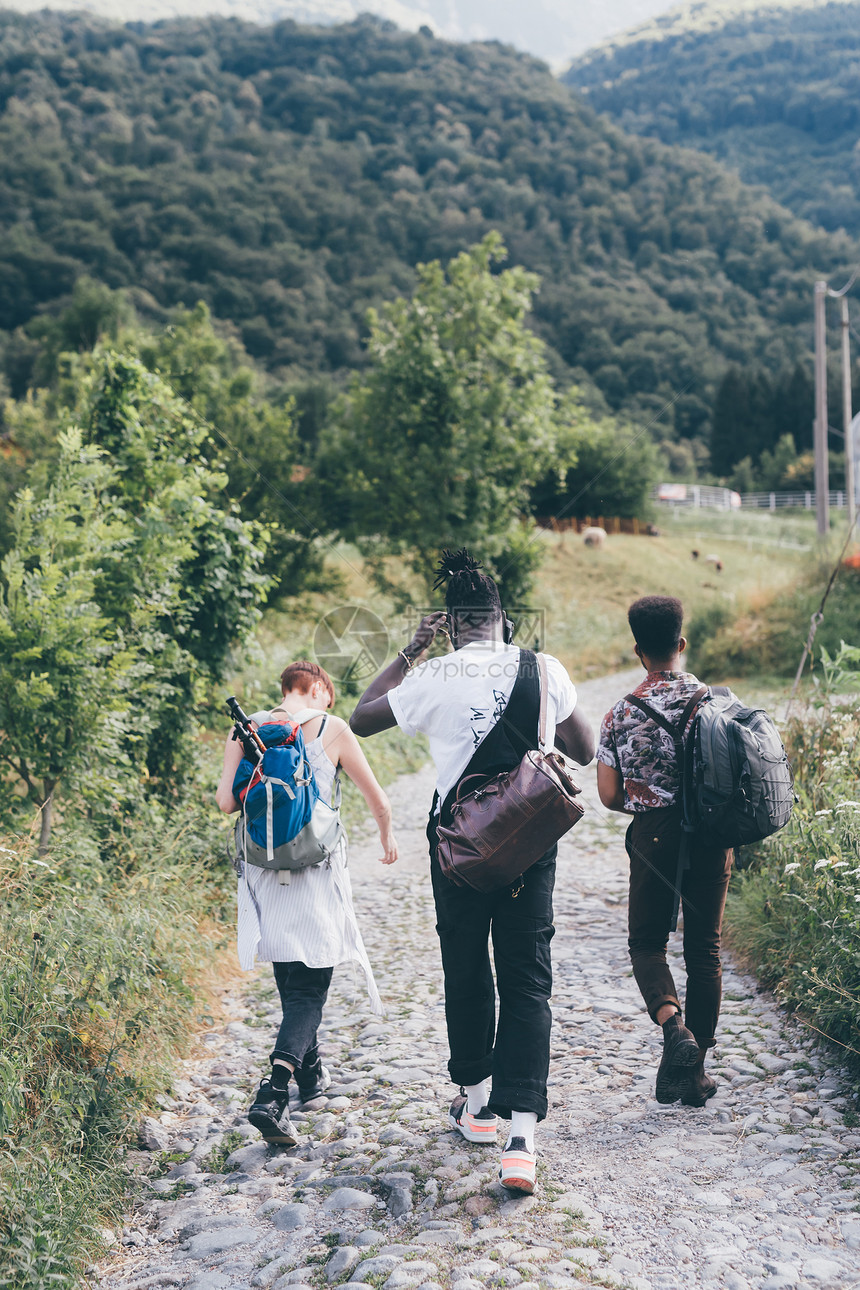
[216, 660, 397, 1144]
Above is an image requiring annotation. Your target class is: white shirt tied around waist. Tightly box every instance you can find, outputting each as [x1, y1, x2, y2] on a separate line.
[235, 710, 381, 1014]
[388, 641, 577, 809]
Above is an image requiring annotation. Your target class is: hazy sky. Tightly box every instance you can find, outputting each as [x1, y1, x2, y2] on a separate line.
[3, 0, 683, 65]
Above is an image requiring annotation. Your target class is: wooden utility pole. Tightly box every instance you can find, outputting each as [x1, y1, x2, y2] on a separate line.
[842, 295, 856, 531]
[814, 280, 829, 537]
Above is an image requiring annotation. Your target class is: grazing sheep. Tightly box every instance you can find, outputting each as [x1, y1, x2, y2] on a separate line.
[704, 554, 723, 572]
[691, 549, 700, 560]
[582, 526, 607, 548]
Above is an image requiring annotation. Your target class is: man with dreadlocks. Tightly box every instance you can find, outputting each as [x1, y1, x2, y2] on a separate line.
[351, 549, 594, 1195]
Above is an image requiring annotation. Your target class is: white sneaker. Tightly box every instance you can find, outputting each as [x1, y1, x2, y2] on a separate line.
[447, 1091, 498, 1143]
[499, 1136, 536, 1194]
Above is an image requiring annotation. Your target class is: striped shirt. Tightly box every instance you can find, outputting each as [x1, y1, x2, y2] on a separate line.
[236, 713, 381, 1014]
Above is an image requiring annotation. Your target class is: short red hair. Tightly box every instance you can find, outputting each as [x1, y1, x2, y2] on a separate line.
[280, 660, 335, 708]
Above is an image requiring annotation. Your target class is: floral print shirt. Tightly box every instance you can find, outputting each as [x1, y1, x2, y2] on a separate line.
[597, 670, 704, 812]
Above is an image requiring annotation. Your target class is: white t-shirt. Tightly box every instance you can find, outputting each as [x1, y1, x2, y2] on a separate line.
[388, 641, 577, 809]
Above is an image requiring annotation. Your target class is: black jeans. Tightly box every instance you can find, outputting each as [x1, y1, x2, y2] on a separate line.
[429, 826, 556, 1121]
[625, 806, 733, 1049]
[271, 961, 334, 1072]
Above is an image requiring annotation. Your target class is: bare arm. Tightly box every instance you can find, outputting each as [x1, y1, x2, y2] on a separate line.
[216, 731, 244, 813]
[555, 707, 596, 765]
[325, 717, 398, 865]
[597, 761, 629, 813]
[350, 611, 448, 737]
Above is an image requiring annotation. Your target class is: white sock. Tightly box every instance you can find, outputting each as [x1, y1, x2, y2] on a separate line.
[464, 1080, 490, 1115]
[506, 1111, 537, 1153]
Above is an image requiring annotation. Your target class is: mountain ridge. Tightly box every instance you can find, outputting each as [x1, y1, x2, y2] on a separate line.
[1, 0, 683, 64]
[1, 7, 856, 456]
[564, 0, 860, 237]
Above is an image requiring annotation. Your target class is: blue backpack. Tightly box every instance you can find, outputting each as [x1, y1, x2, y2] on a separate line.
[232, 708, 343, 882]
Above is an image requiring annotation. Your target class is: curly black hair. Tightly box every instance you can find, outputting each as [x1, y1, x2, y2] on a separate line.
[628, 595, 684, 660]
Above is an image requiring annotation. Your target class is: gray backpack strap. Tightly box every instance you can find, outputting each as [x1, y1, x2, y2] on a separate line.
[624, 687, 708, 932]
[625, 688, 708, 746]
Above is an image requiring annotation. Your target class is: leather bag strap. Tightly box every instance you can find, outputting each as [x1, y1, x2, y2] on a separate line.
[537, 652, 549, 751]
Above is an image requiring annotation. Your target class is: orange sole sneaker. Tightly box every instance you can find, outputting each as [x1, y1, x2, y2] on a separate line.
[448, 1092, 498, 1144]
[499, 1136, 536, 1194]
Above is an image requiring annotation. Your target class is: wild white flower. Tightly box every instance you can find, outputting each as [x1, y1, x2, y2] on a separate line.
[814, 809, 833, 817]
[814, 858, 831, 870]
[783, 863, 801, 873]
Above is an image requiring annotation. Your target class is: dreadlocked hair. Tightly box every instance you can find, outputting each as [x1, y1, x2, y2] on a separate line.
[433, 548, 502, 616]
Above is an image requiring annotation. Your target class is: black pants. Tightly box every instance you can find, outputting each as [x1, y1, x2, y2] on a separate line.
[271, 961, 334, 1072]
[429, 826, 556, 1121]
[625, 806, 732, 1050]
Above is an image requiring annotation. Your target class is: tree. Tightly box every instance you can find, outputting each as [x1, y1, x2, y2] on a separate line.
[534, 407, 659, 521]
[0, 431, 135, 850]
[0, 352, 271, 844]
[77, 351, 270, 784]
[135, 302, 326, 598]
[323, 233, 558, 598]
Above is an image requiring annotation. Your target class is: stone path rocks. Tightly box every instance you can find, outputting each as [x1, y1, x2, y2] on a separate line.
[97, 671, 860, 1290]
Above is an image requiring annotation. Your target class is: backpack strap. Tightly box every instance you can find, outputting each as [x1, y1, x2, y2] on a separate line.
[623, 686, 708, 934]
[269, 705, 325, 727]
[624, 687, 708, 747]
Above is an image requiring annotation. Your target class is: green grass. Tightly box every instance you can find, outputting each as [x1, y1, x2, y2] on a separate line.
[0, 802, 234, 1289]
[725, 653, 860, 1067]
[225, 515, 808, 708]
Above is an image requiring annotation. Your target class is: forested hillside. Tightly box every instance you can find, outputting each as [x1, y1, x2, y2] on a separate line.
[0, 7, 856, 451]
[565, 1, 860, 237]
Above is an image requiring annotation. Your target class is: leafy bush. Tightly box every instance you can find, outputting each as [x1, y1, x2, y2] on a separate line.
[687, 562, 860, 678]
[0, 351, 269, 843]
[726, 643, 860, 1059]
[533, 409, 659, 521]
[0, 804, 233, 1289]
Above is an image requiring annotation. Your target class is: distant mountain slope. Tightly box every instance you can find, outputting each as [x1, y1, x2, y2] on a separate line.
[564, 1, 860, 236]
[0, 9, 855, 445]
[1, 0, 686, 65]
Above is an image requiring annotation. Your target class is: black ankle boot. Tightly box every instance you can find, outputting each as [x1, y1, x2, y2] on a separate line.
[248, 1070, 297, 1145]
[681, 1059, 717, 1107]
[655, 1014, 700, 1104]
[295, 1057, 331, 1104]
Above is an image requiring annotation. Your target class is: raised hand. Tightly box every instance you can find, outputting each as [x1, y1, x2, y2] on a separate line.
[404, 611, 450, 661]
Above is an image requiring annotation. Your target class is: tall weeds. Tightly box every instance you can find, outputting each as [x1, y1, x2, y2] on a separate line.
[0, 806, 233, 1288]
[726, 643, 860, 1060]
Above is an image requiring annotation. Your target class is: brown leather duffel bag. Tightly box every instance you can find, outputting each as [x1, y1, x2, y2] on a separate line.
[435, 654, 584, 892]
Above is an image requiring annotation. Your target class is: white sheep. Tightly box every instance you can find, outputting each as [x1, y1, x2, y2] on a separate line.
[582, 526, 607, 548]
[704, 553, 723, 572]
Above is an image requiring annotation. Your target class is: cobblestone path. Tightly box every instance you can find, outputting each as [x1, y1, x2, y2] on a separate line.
[98, 672, 860, 1290]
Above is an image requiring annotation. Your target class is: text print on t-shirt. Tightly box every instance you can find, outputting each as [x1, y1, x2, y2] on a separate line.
[469, 690, 507, 747]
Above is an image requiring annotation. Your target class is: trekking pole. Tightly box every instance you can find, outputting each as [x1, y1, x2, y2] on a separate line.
[226, 696, 266, 762]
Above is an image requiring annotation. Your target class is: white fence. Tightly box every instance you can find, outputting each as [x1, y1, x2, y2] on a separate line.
[655, 484, 853, 511]
[655, 484, 740, 510]
[739, 490, 850, 511]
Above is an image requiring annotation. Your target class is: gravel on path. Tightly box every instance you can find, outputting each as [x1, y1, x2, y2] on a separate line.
[97, 671, 860, 1290]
